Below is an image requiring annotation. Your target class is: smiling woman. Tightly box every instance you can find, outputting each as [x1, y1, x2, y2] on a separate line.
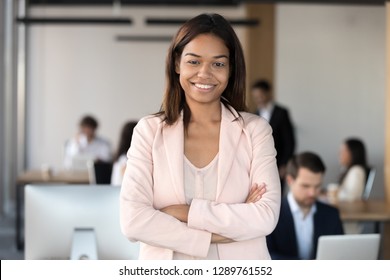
[119, 13, 281, 260]
[177, 34, 230, 111]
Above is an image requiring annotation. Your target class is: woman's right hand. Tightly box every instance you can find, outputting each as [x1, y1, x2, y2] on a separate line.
[245, 183, 266, 203]
[211, 233, 233, 244]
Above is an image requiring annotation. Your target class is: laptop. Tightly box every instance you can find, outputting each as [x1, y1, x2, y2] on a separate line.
[316, 234, 380, 260]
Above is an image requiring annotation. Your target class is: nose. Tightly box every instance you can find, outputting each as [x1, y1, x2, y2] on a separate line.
[307, 187, 317, 198]
[197, 64, 212, 78]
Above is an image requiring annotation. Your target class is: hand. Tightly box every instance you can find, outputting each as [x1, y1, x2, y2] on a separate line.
[75, 132, 88, 147]
[211, 233, 233, 244]
[161, 205, 234, 244]
[245, 183, 266, 203]
[160, 204, 189, 223]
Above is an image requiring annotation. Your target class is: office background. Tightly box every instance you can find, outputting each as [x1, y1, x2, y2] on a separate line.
[0, 1, 387, 214]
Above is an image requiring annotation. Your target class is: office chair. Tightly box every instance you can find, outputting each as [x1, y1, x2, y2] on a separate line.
[362, 167, 376, 201]
[88, 161, 113, 185]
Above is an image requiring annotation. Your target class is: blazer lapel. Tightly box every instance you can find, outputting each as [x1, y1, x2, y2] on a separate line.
[284, 198, 299, 256]
[216, 105, 243, 200]
[162, 118, 186, 204]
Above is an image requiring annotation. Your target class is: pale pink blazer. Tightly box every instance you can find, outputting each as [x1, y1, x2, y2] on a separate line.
[120, 104, 281, 260]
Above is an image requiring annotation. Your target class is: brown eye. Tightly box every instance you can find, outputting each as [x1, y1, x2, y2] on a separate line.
[214, 62, 225, 67]
[187, 60, 199, 65]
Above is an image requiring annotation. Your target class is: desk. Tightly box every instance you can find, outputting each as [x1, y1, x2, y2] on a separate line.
[337, 200, 390, 222]
[17, 169, 90, 185]
[336, 200, 390, 259]
[16, 170, 90, 250]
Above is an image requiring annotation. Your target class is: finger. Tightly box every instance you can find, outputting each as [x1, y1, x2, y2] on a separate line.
[248, 185, 261, 197]
[246, 189, 262, 203]
[247, 184, 267, 203]
[250, 183, 258, 192]
[258, 186, 266, 196]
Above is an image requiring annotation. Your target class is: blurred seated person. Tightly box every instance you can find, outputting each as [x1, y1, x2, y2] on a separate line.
[266, 152, 344, 260]
[329, 138, 369, 234]
[111, 120, 138, 185]
[336, 138, 368, 202]
[251, 79, 295, 194]
[64, 115, 112, 170]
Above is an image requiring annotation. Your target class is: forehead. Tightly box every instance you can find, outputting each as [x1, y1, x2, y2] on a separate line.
[181, 33, 229, 57]
[252, 88, 268, 96]
[295, 168, 323, 185]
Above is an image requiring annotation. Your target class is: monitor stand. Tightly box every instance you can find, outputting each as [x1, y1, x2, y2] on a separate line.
[70, 228, 98, 260]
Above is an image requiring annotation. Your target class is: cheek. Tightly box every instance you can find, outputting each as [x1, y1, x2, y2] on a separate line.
[178, 75, 188, 91]
[217, 71, 230, 87]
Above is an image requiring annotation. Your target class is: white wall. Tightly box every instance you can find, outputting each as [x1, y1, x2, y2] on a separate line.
[26, 5, 247, 170]
[275, 4, 386, 198]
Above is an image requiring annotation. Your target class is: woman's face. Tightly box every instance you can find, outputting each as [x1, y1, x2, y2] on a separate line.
[339, 143, 352, 167]
[176, 33, 230, 107]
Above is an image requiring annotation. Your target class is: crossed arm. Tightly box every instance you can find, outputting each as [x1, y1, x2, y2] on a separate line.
[160, 183, 267, 244]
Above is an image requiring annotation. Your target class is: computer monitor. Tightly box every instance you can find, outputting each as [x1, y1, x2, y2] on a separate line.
[25, 184, 139, 260]
[316, 234, 380, 260]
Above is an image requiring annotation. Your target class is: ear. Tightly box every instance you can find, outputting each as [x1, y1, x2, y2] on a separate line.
[175, 59, 180, 74]
[286, 174, 294, 188]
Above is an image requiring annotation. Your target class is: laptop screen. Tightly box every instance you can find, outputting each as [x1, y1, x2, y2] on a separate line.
[316, 234, 380, 260]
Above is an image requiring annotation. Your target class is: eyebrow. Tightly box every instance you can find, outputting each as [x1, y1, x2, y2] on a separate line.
[184, 53, 229, 59]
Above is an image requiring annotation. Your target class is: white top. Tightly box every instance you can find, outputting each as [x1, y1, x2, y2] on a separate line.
[337, 165, 366, 202]
[173, 154, 219, 260]
[111, 154, 127, 186]
[64, 135, 112, 169]
[287, 192, 317, 260]
[258, 102, 275, 123]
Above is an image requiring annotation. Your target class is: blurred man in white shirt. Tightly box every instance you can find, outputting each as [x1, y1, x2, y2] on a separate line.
[64, 115, 112, 170]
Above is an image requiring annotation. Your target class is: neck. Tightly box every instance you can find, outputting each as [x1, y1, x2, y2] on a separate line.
[87, 135, 94, 143]
[188, 101, 222, 124]
[259, 101, 272, 110]
[300, 206, 311, 218]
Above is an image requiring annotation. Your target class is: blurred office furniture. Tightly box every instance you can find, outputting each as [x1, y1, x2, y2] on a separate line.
[337, 200, 390, 259]
[88, 161, 113, 185]
[25, 185, 139, 260]
[316, 234, 380, 260]
[69, 155, 95, 171]
[16, 169, 90, 251]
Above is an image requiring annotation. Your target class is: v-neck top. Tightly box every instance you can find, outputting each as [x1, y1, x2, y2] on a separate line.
[173, 153, 219, 259]
[183, 154, 219, 204]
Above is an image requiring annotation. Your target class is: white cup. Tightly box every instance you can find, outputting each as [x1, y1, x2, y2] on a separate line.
[327, 183, 339, 204]
[41, 163, 52, 180]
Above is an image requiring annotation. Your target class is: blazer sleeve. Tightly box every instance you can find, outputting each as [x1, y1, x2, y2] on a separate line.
[188, 118, 281, 241]
[278, 108, 295, 166]
[120, 117, 212, 258]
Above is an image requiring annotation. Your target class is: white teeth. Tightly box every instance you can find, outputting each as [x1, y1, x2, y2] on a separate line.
[195, 83, 213, 89]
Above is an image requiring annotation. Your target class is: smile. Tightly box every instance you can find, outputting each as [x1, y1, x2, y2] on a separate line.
[193, 83, 215, 90]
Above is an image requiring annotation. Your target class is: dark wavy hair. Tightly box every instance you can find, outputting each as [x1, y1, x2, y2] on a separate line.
[158, 13, 247, 128]
[339, 138, 368, 184]
[114, 121, 138, 162]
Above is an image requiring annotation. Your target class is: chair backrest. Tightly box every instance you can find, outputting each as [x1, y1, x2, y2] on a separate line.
[362, 167, 376, 201]
[88, 161, 113, 185]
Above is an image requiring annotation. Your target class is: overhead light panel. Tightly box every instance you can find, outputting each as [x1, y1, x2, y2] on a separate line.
[16, 17, 132, 25]
[145, 17, 259, 26]
[116, 35, 173, 42]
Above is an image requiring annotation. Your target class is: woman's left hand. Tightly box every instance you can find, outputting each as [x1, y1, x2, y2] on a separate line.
[245, 183, 266, 203]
